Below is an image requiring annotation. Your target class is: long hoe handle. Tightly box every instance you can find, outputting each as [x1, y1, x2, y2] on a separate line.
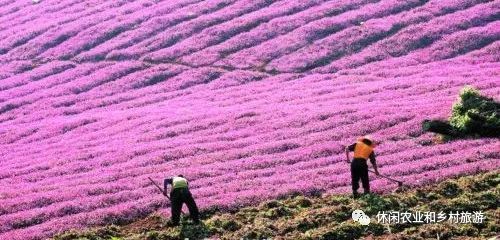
[148, 177, 171, 200]
[148, 177, 186, 214]
[368, 170, 403, 186]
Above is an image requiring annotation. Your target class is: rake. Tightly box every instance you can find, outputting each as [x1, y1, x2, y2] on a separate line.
[368, 169, 404, 187]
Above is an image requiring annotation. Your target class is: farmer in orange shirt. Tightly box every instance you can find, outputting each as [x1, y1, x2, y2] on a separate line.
[345, 136, 380, 198]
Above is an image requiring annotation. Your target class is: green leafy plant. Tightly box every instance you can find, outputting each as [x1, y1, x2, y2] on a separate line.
[449, 86, 500, 136]
[423, 86, 499, 138]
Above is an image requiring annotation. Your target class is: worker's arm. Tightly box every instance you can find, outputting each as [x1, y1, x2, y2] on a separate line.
[369, 152, 380, 175]
[163, 178, 173, 196]
[345, 146, 349, 163]
[345, 143, 356, 163]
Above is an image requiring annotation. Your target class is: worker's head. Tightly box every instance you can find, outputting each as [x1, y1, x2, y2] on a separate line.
[359, 135, 375, 147]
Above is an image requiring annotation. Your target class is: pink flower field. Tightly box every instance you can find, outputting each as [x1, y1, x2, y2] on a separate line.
[0, 0, 499, 239]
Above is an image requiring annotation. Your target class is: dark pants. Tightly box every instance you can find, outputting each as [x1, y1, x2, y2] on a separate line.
[170, 188, 200, 225]
[351, 158, 370, 195]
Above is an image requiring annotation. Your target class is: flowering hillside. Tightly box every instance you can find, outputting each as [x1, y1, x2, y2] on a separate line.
[0, 0, 499, 239]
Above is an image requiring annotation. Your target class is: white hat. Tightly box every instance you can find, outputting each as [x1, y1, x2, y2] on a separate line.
[363, 135, 373, 142]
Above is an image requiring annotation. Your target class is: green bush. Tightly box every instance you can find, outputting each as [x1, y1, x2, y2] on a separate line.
[449, 86, 499, 137]
[423, 86, 499, 138]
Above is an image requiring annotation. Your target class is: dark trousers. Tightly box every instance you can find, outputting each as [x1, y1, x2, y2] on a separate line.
[170, 188, 200, 225]
[351, 158, 370, 195]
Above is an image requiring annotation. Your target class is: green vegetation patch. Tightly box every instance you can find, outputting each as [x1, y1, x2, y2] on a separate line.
[423, 86, 500, 138]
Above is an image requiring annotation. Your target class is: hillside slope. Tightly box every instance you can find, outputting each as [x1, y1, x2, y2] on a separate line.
[0, 0, 499, 239]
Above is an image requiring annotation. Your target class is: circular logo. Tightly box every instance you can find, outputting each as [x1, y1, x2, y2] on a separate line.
[358, 215, 371, 225]
[352, 209, 365, 221]
[352, 209, 371, 225]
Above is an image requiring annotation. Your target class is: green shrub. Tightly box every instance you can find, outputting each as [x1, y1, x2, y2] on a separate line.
[423, 86, 499, 138]
[449, 86, 499, 137]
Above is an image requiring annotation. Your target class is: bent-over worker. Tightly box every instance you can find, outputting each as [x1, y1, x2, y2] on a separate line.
[163, 175, 200, 225]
